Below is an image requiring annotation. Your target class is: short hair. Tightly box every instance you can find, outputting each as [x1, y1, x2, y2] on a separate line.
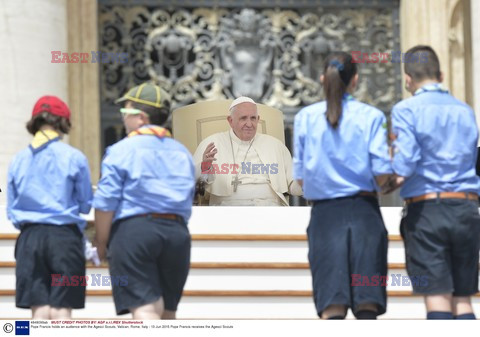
[127, 101, 170, 126]
[26, 112, 71, 135]
[404, 45, 441, 82]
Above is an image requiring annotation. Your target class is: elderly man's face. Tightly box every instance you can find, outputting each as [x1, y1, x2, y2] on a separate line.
[227, 102, 259, 141]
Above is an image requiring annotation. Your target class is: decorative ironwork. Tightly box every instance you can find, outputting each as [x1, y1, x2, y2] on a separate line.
[99, 3, 401, 117]
[98, 1, 401, 206]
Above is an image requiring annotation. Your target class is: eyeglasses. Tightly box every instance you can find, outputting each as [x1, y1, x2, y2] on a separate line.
[120, 108, 143, 118]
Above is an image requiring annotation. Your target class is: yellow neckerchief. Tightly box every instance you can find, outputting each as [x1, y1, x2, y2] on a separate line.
[128, 125, 172, 139]
[30, 129, 60, 152]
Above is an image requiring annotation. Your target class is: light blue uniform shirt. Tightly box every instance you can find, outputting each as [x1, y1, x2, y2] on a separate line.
[293, 95, 392, 200]
[391, 84, 480, 198]
[7, 139, 93, 231]
[93, 126, 196, 222]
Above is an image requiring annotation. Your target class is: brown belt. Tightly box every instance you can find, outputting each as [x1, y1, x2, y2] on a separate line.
[357, 191, 378, 198]
[138, 213, 182, 221]
[405, 192, 479, 205]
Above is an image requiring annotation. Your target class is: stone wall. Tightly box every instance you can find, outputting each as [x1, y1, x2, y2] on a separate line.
[0, 0, 68, 203]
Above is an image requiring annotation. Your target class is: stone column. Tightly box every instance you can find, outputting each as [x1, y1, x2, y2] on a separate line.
[0, 0, 68, 204]
[400, 0, 471, 105]
[67, 0, 101, 183]
[471, 0, 480, 129]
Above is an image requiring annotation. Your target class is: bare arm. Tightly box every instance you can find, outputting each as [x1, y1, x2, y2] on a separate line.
[380, 174, 405, 194]
[282, 145, 303, 196]
[375, 174, 391, 189]
[94, 209, 114, 260]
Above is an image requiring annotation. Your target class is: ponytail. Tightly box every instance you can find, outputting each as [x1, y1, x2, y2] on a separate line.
[324, 66, 344, 128]
[323, 52, 357, 129]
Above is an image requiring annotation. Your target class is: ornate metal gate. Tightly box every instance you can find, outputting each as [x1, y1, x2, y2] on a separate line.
[98, 0, 402, 205]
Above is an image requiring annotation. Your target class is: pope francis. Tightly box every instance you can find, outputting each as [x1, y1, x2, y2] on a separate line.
[193, 97, 302, 206]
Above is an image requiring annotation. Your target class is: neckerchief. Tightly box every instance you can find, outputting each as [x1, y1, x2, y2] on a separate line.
[29, 130, 60, 153]
[128, 125, 172, 139]
[414, 83, 449, 96]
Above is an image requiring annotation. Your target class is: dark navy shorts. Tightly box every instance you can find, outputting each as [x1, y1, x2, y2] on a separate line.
[15, 224, 86, 309]
[307, 195, 388, 318]
[107, 215, 191, 315]
[400, 198, 480, 296]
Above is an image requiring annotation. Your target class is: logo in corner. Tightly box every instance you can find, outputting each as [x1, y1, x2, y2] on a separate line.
[3, 323, 13, 333]
[15, 321, 29, 335]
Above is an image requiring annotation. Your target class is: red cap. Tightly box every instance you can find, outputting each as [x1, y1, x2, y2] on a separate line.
[32, 96, 71, 120]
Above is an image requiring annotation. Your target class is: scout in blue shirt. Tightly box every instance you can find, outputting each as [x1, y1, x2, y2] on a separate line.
[7, 96, 93, 319]
[293, 52, 392, 320]
[388, 45, 480, 320]
[93, 83, 195, 319]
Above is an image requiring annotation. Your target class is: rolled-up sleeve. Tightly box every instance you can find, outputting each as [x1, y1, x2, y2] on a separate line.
[93, 149, 125, 212]
[368, 112, 393, 176]
[391, 105, 421, 177]
[293, 111, 306, 180]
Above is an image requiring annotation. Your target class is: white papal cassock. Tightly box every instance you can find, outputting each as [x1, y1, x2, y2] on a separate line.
[193, 129, 303, 206]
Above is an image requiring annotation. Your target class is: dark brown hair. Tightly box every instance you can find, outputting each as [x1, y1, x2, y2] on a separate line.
[403, 45, 441, 82]
[323, 52, 357, 129]
[26, 112, 71, 135]
[128, 101, 171, 126]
